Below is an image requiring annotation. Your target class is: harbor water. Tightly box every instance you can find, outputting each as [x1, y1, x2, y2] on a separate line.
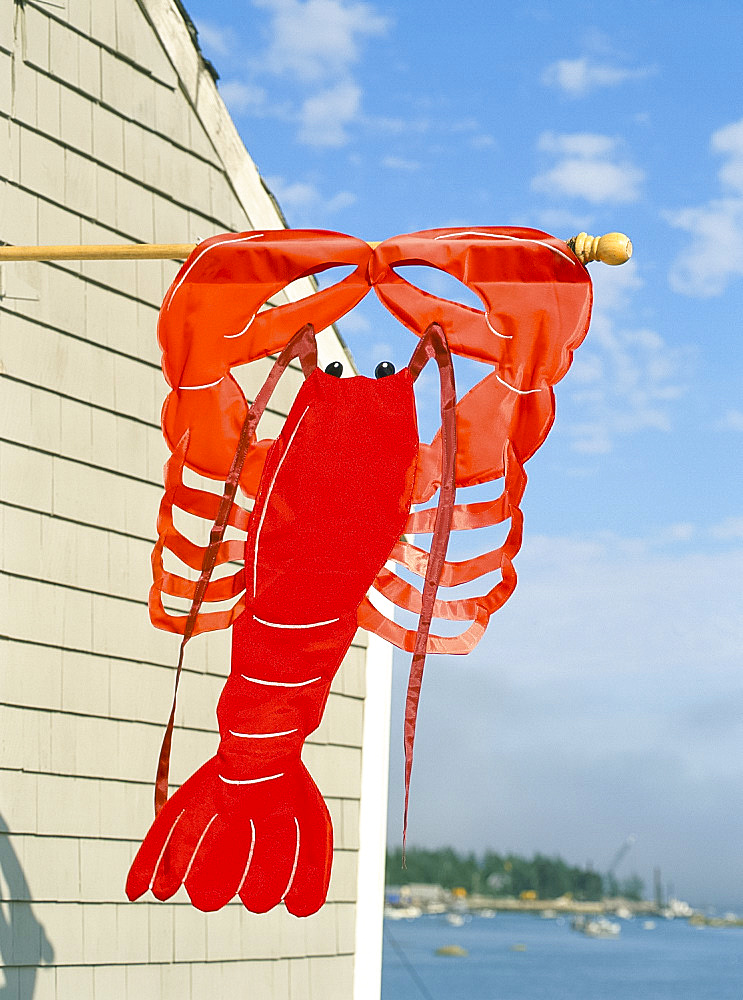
[382, 911, 742, 1000]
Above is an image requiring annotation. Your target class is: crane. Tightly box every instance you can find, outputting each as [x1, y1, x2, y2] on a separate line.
[606, 834, 637, 886]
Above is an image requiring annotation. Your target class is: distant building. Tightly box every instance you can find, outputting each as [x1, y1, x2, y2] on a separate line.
[0, 1, 391, 997]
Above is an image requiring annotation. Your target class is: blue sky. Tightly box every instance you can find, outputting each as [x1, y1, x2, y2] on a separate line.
[183, 0, 743, 905]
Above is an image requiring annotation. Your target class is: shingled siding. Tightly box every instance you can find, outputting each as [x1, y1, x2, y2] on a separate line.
[0, 2, 386, 997]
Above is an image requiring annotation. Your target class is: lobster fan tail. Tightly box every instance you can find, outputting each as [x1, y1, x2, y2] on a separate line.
[126, 757, 333, 916]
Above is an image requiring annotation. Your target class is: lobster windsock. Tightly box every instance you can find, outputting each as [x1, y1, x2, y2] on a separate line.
[127, 228, 592, 915]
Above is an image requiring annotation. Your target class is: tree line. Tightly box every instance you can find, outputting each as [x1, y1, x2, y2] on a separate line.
[386, 846, 645, 901]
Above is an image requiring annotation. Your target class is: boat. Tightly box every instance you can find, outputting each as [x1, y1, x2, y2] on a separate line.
[661, 898, 694, 919]
[435, 944, 468, 957]
[384, 904, 423, 920]
[571, 915, 621, 938]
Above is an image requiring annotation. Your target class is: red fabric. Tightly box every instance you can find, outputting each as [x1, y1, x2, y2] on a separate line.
[370, 227, 591, 377]
[158, 231, 370, 487]
[401, 325, 457, 860]
[152, 324, 318, 817]
[129, 227, 593, 915]
[128, 325, 424, 915]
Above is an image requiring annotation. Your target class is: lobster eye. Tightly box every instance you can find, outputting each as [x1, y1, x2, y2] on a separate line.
[375, 361, 395, 378]
[325, 362, 343, 377]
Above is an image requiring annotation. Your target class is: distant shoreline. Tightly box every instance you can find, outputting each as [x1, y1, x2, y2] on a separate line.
[385, 891, 743, 929]
[399, 892, 660, 916]
[465, 894, 656, 915]
[385, 887, 700, 918]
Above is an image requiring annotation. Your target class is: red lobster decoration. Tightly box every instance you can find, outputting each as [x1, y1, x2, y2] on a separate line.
[126, 228, 592, 916]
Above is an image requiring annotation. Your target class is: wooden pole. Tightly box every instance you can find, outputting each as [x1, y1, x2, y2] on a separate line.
[0, 243, 197, 261]
[0, 232, 632, 265]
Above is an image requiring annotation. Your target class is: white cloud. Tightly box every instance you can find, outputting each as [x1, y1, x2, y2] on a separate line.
[218, 80, 267, 112]
[538, 132, 616, 158]
[712, 118, 743, 193]
[201, 2, 389, 147]
[254, 0, 388, 83]
[533, 132, 644, 204]
[659, 522, 696, 543]
[535, 160, 642, 204]
[535, 207, 595, 236]
[381, 155, 421, 171]
[589, 255, 643, 310]
[542, 56, 654, 97]
[450, 117, 480, 134]
[710, 517, 743, 540]
[336, 310, 372, 333]
[196, 4, 491, 162]
[195, 19, 236, 57]
[563, 261, 689, 453]
[363, 115, 433, 137]
[387, 536, 743, 901]
[201, 4, 486, 151]
[248, 0, 389, 146]
[297, 80, 362, 146]
[666, 200, 743, 297]
[364, 115, 407, 134]
[667, 117, 743, 297]
[264, 175, 356, 222]
[718, 409, 743, 431]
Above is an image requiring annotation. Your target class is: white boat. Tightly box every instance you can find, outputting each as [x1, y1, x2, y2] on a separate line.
[384, 905, 423, 920]
[572, 915, 621, 938]
[583, 918, 621, 938]
[445, 912, 466, 927]
[661, 898, 694, 919]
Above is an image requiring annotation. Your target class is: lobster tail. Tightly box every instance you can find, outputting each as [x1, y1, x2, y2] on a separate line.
[126, 756, 333, 916]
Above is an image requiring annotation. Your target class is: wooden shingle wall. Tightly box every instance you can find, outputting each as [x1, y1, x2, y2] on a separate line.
[0, 1, 369, 997]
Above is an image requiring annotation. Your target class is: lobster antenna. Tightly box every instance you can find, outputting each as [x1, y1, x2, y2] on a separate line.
[402, 323, 458, 863]
[153, 323, 318, 815]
